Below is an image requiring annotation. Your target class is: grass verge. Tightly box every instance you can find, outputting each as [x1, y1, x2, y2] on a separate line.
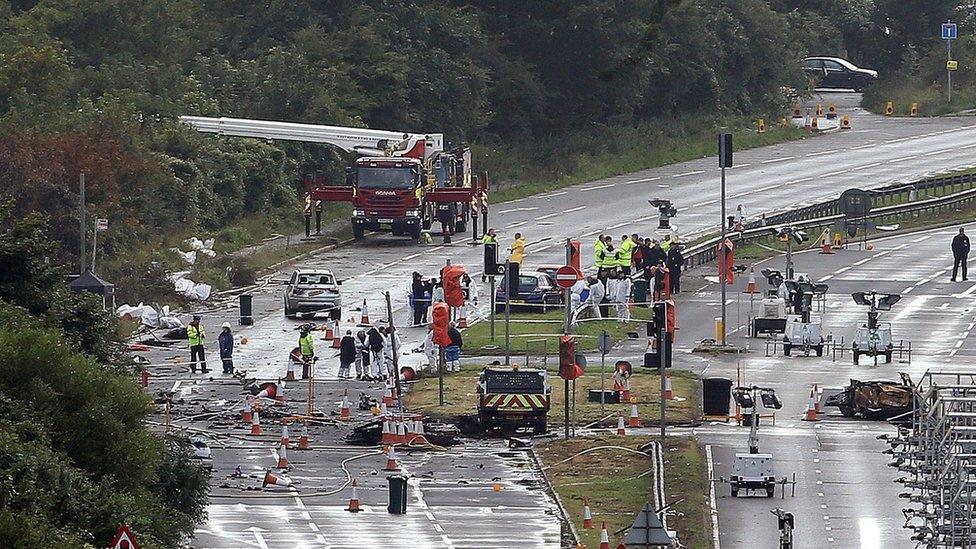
[403, 365, 700, 428]
[538, 436, 711, 549]
[462, 308, 651, 355]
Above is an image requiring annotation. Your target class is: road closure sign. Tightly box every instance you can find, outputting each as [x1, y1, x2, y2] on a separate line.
[109, 525, 141, 549]
[554, 265, 581, 289]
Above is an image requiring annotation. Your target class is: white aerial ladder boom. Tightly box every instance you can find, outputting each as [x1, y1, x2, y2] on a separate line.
[178, 116, 444, 161]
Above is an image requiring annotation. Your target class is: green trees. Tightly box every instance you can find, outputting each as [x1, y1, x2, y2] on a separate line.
[0, 205, 209, 547]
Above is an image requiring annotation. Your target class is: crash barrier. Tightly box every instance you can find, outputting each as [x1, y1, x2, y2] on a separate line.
[683, 175, 976, 269]
[760, 332, 912, 364]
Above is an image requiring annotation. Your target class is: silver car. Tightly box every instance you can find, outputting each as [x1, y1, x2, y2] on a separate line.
[284, 269, 342, 320]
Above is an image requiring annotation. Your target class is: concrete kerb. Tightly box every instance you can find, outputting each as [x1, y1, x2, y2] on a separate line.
[529, 445, 582, 547]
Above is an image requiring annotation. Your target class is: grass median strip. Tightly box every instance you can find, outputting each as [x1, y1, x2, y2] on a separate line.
[538, 436, 711, 549]
[403, 365, 700, 428]
[462, 307, 652, 355]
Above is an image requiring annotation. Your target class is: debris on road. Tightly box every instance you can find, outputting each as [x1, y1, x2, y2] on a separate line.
[825, 375, 917, 420]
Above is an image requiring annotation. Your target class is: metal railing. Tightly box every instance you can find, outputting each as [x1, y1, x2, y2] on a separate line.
[683, 172, 976, 268]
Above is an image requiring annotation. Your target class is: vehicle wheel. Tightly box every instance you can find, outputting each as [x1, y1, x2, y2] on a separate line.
[532, 420, 548, 436]
[838, 404, 855, 418]
[456, 219, 467, 233]
[783, 344, 791, 357]
[853, 350, 859, 365]
[766, 485, 776, 498]
[815, 345, 824, 357]
[731, 485, 739, 498]
[885, 351, 893, 363]
[353, 224, 365, 240]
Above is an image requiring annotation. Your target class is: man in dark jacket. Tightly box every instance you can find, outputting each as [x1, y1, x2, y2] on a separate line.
[367, 326, 385, 380]
[952, 228, 971, 282]
[338, 329, 357, 379]
[218, 322, 234, 374]
[666, 245, 684, 294]
[412, 272, 428, 326]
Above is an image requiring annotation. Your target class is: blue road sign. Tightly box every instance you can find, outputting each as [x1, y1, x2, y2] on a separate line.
[943, 22, 958, 40]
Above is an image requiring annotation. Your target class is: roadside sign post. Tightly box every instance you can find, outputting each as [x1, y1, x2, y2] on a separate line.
[943, 21, 958, 102]
[385, 291, 404, 413]
[718, 133, 733, 346]
[489, 275, 496, 341]
[504, 259, 511, 365]
[598, 330, 613, 415]
[92, 217, 108, 274]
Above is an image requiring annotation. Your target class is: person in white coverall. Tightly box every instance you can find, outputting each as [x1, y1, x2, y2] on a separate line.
[462, 274, 487, 322]
[423, 325, 438, 371]
[615, 272, 632, 321]
[570, 277, 587, 315]
[585, 276, 605, 319]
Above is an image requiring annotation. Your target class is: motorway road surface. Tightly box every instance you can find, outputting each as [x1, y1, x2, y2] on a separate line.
[180, 93, 976, 548]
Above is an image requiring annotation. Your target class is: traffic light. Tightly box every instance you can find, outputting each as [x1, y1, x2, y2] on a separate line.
[483, 243, 504, 276]
[442, 265, 466, 307]
[432, 302, 451, 346]
[558, 336, 583, 380]
[652, 301, 666, 332]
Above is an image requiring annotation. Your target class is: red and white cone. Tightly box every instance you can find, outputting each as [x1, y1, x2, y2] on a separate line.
[383, 386, 394, 407]
[616, 415, 627, 436]
[324, 320, 336, 340]
[332, 330, 342, 348]
[802, 392, 820, 422]
[395, 419, 407, 445]
[242, 402, 253, 423]
[262, 470, 292, 488]
[255, 383, 278, 401]
[813, 384, 822, 414]
[339, 390, 351, 422]
[582, 498, 594, 529]
[346, 478, 362, 512]
[280, 422, 290, 448]
[457, 306, 469, 329]
[277, 443, 289, 468]
[298, 421, 310, 450]
[284, 360, 297, 381]
[275, 378, 285, 405]
[664, 373, 674, 400]
[358, 300, 371, 327]
[599, 521, 611, 549]
[384, 446, 400, 471]
[250, 409, 262, 435]
[621, 376, 631, 402]
[414, 415, 426, 442]
[381, 417, 396, 445]
[380, 401, 388, 418]
[743, 268, 758, 294]
[629, 400, 641, 428]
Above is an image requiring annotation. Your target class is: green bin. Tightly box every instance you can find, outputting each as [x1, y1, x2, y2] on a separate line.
[387, 474, 408, 514]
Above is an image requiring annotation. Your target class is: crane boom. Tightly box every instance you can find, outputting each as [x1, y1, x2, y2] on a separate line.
[178, 116, 444, 160]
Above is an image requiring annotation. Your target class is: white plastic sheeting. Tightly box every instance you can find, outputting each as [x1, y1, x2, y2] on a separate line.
[115, 303, 183, 328]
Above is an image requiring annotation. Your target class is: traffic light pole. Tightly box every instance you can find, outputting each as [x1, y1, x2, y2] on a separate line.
[489, 276, 496, 341]
[385, 292, 404, 412]
[564, 239, 573, 439]
[504, 259, 511, 366]
[720, 164, 727, 347]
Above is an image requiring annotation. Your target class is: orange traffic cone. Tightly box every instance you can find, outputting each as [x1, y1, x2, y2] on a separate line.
[813, 384, 821, 414]
[811, 116, 819, 130]
[242, 403, 253, 423]
[414, 415, 426, 443]
[384, 446, 400, 471]
[819, 236, 834, 255]
[250, 409, 262, 435]
[280, 422, 290, 448]
[582, 498, 594, 529]
[346, 478, 362, 512]
[383, 386, 394, 407]
[298, 421, 310, 450]
[458, 306, 469, 329]
[277, 443, 289, 468]
[324, 320, 335, 340]
[616, 415, 627, 436]
[339, 390, 351, 422]
[262, 470, 292, 488]
[599, 521, 611, 549]
[664, 373, 674, 400]
[255, 383, 278, 400]
[275, 379, 286, 405]
[621, 377, 631, 403]
[331, 327, 342, 348]
[395, 419, 407, 445]
[802, 392, 820, 422]
[358, 300, 371, 326]
[743, 268, 758, 294]
[629, 399, 641, 428]
[284, 360, 297, 381]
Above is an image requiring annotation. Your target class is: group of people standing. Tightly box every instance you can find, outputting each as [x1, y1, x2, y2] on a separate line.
[334, 325, 401, 381]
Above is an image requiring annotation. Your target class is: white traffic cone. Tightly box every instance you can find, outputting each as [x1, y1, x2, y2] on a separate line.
[339, 390, 351, 422]
[616, 414, 627, 436]
[277, 443, 289, 468]
[582, 498, 594, 529]
[629, 399, 641, 428]
[664, 372, 674, 400]
[384, 446, 400, 471]
[284, 360, 297, 381]
[743, 268, 758, 294]
[280, 422, 290, 448]
[298, 421, 310, 450]
[599, 521, 611, 549]
[250, 409, 262, 435]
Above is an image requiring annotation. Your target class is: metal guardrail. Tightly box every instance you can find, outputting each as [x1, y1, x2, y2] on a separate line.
[683, 172, 976, 268]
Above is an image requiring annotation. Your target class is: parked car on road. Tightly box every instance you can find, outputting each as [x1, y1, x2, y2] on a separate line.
[802, 57, 878, 92]
[495, 271, 563, 313]
[284, 269, 342, 320]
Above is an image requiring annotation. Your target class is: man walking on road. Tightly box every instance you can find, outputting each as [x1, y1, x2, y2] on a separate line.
[187, 315, 209, 373]
[339, 329, 356, 379]
[952, 228, 970, 282]
[218, 322, 234, 374]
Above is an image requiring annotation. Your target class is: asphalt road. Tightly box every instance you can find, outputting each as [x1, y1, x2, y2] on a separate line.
[169, 92, 976, 548]
[679, 222, 976, 549]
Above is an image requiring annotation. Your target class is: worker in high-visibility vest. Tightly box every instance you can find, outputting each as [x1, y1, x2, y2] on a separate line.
[482, 227, 497, 244]
[299, 324, 315, 379]
[617, 234, 635, 275]
[594, 234, 606, 271]
[187, 315, 209, 374]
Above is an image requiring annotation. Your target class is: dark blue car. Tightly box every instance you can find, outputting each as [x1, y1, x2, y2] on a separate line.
[495, 272, 563, 313]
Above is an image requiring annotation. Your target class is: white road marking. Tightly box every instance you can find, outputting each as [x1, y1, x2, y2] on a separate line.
[820, 169, 847, 177]
[627, 176, 660, 184]
[889, 155, 918, 163]
[705, 445, 721, 549]
[674, 170, 705, 177]
[497, 207, 538, 214]
[805, 149, 840, 157]
[761, 156, 795, 164]
[537, 212, 559, 220]
[563, 206, 586, 213]
[582, 183, 615, 192]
